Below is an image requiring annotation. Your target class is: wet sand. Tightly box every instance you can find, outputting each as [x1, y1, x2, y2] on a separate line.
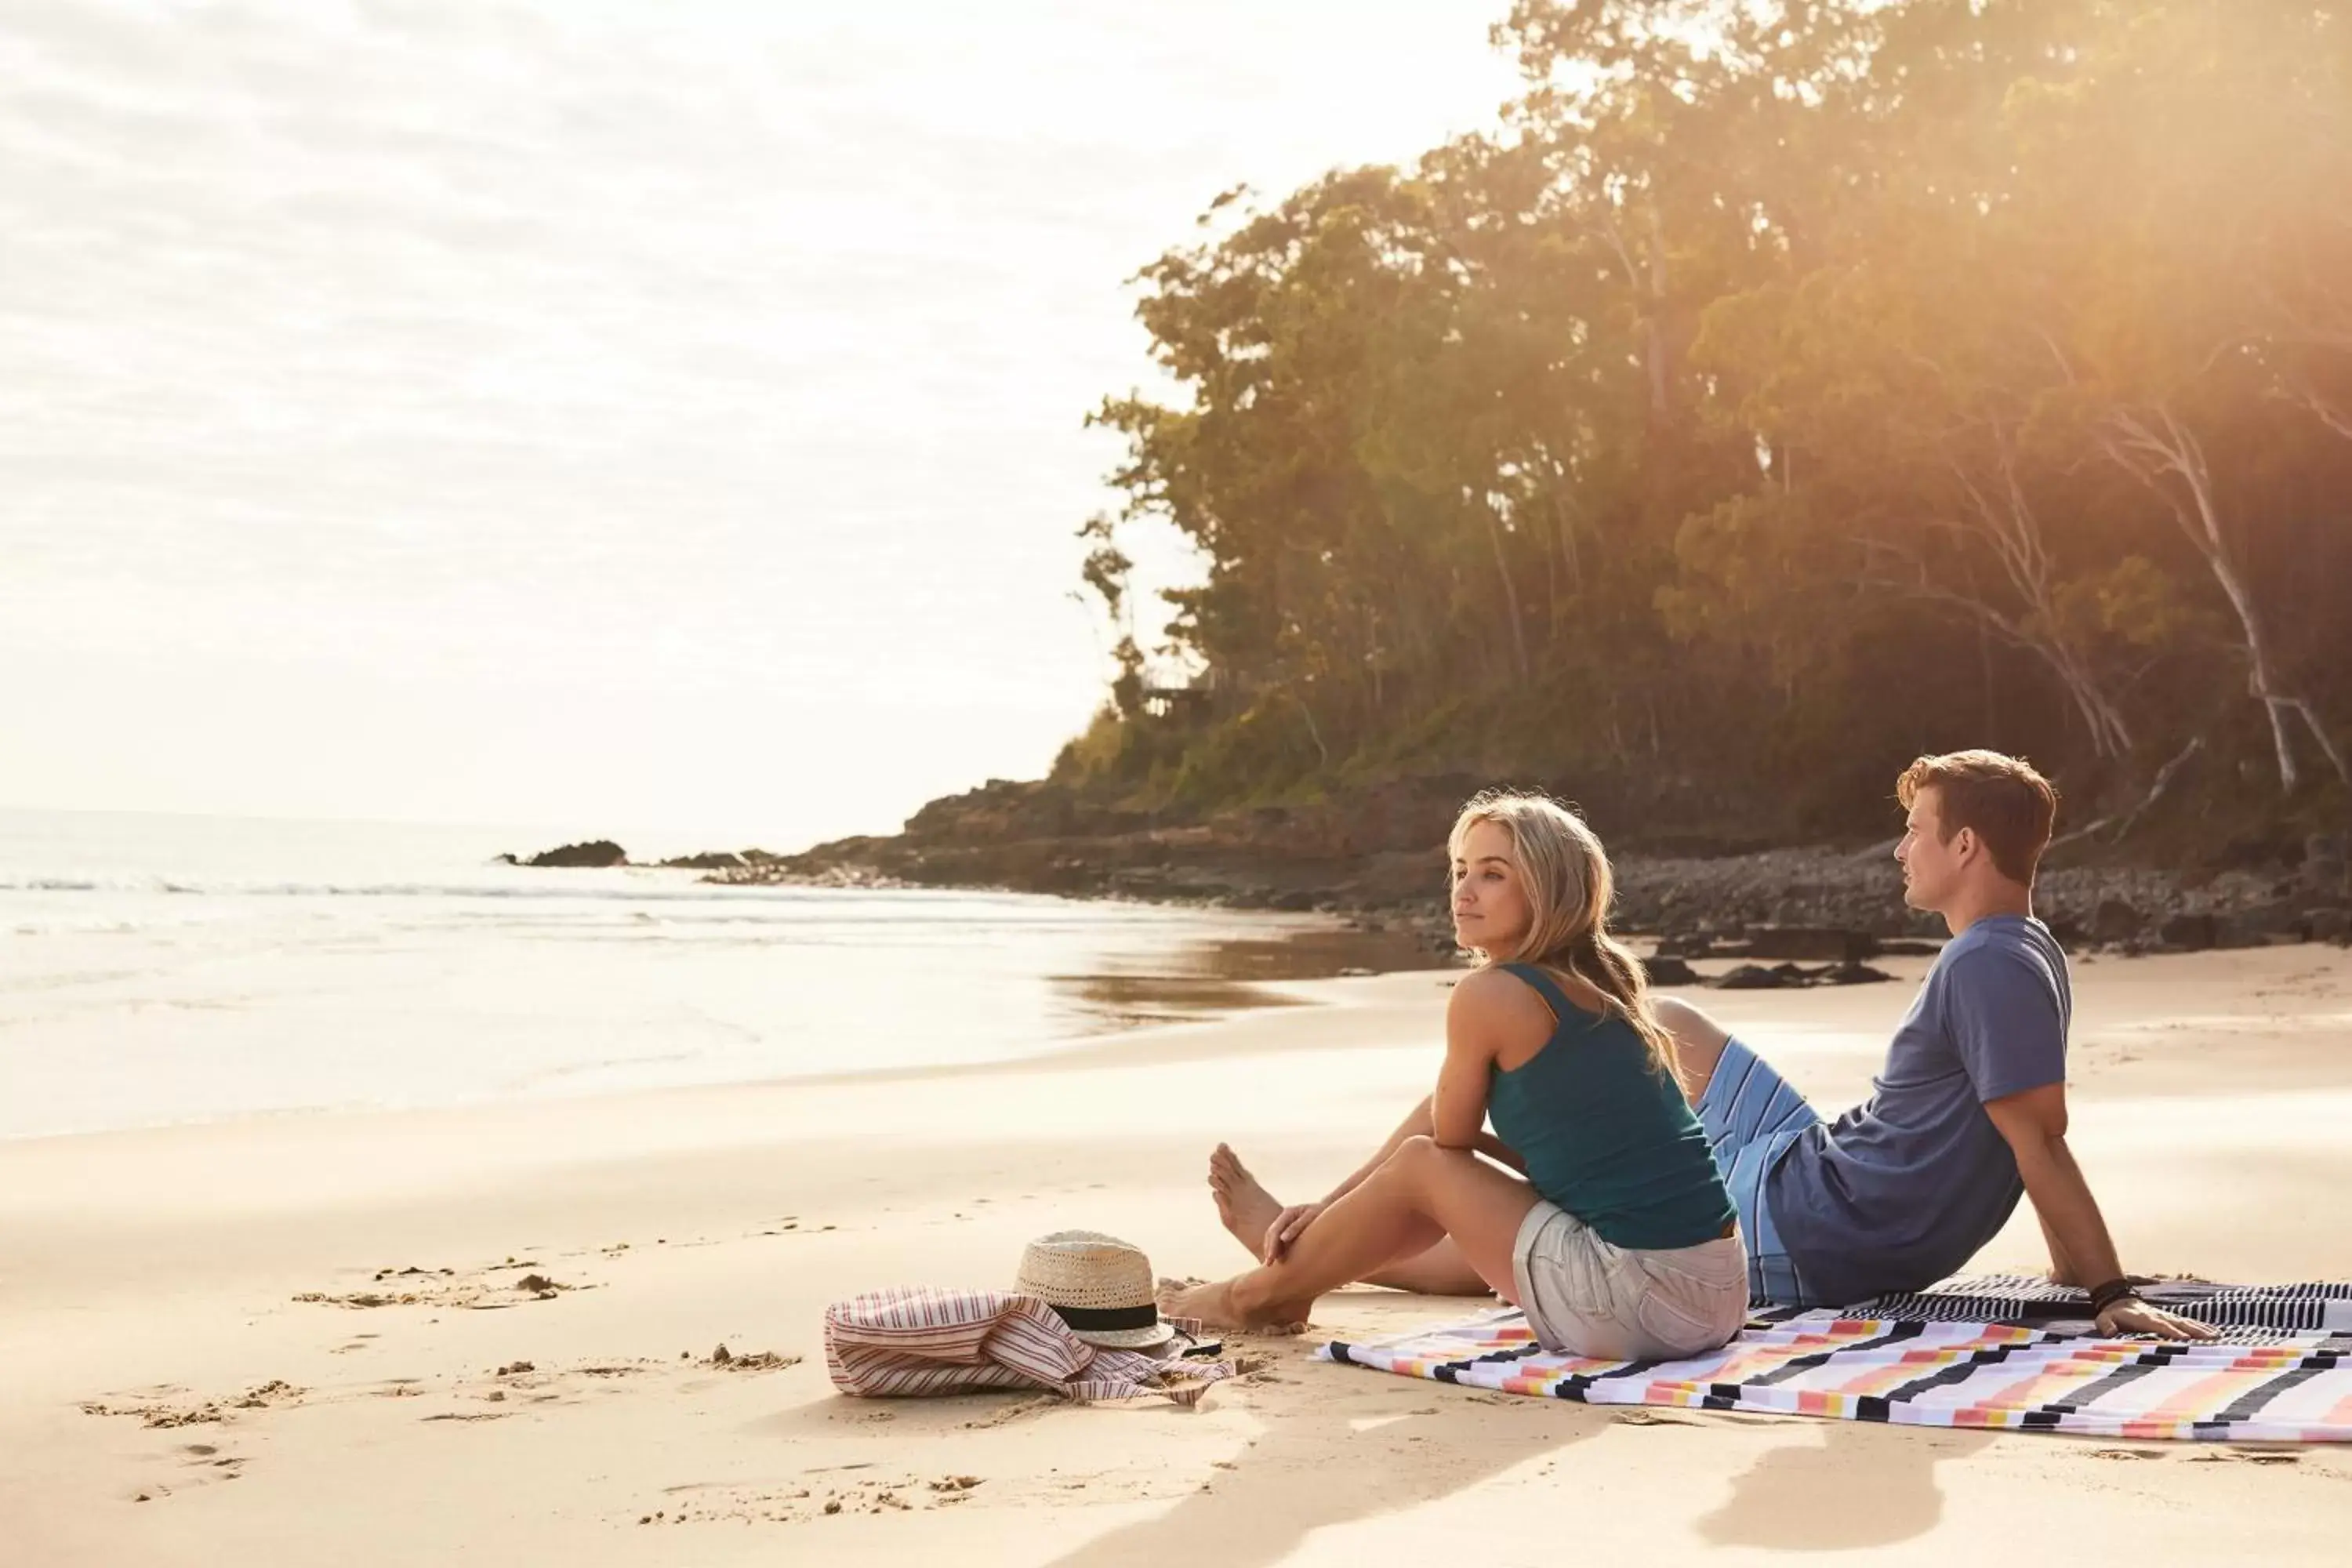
[3, 946, 2348, 1565]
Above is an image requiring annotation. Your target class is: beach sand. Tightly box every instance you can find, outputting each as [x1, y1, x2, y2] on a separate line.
[4, 946, 2349, 1565]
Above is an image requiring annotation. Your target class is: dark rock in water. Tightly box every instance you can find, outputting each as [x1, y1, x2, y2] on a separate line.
[1267, 889, 1319, 913]
[2308, 907, 2351, 946]
[519, 840, 628, 869]
[1821, 960, 1893, 985]
[2091, 898, 2146, 943]
[2158, 913, 2218, 952]
[1715, 964, 1791, 990]
[1653, 934, 1711, 960]
[660, 851, 753, 870]
[1741, 926, 1877, 963]
[1876, 938, 1943, 956]
[1644, 956, 1700, 986]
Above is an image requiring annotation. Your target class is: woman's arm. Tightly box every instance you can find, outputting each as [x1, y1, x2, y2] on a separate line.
[1314, 971, 1527, 1200]
[1264, 971, 1524, 1261]
[1316, 1093, 1438, 1207]
[1431, 970, 1507, 1150]
[1473, 1131, 1528, 1173]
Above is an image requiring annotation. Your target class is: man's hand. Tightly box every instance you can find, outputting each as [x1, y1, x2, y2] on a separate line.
[2096, 1295, 2220, 1341]
[1263, 1203, 1325, 1262]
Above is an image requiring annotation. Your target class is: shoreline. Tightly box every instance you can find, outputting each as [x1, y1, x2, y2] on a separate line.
[0, 906, 1446, 1149]
[7, 944, 2350, 1564]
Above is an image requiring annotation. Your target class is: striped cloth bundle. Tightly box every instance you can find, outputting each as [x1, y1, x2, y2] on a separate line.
[1319, 1276, 2352, 1442]
[825, 1287, 1232, 1406]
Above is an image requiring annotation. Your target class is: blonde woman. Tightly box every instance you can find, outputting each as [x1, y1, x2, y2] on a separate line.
[1160, 792, 1748, 1357]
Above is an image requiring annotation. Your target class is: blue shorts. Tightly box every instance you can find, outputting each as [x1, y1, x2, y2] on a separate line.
[1695, 1038, 1824, 1306]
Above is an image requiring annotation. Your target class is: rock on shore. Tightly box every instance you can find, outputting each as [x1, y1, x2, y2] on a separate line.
[692, 778, 2350, 957]
[499, 840, 630, 869]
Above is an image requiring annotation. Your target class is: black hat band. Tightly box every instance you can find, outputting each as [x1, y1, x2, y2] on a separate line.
[1047, 1302, 1160, 1332]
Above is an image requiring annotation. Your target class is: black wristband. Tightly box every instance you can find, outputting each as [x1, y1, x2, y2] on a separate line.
[2085, 1277, 2139, 1315]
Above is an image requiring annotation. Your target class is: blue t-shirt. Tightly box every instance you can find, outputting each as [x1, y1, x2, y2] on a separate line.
[1765, 916, 2071, 1305]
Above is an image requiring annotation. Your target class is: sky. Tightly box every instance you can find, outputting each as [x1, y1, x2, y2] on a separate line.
[0, 0, 1523, 849]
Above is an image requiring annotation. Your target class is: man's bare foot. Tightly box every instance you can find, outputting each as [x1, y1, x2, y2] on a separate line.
[1208, 1143, 1284, 1261]
[1158, 1275, 1311, 1335]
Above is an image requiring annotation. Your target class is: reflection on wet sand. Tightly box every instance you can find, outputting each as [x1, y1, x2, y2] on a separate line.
[1051, 923, 1453, 1032]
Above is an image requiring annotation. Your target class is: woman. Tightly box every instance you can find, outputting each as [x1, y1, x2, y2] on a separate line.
[1160, 792, 1748, 1358]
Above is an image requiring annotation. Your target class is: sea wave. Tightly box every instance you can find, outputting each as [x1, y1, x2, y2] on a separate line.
[1, 871, 717, 900]
[0, 873, 1149, 922]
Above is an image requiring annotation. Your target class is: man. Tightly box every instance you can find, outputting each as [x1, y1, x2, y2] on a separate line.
[1206, 750, 2214, 1339]
[1664, 750, 2210, 1338]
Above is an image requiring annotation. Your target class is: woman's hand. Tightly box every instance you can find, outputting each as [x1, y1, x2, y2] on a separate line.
[1262, 1203, 1325, 1262]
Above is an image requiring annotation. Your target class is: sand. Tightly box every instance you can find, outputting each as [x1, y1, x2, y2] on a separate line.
[4, 946, 2349, 1565]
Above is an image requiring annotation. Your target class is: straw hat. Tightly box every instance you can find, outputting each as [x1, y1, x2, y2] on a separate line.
[1014, 1230, 1177, 1349]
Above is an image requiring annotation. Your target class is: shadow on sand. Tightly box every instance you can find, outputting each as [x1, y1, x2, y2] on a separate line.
[1701, 1417, 1995, 1550]
[1033, 1360, 1602, 1568]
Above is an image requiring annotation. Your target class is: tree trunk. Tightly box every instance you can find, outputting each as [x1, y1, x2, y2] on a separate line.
[2099, 405, 2325, 792]
[1645, 205, 1671, 418]
[1550, 484, 1585, 599]
[1485, 511, 1534, 683]
[1939, 441, 2136, 758]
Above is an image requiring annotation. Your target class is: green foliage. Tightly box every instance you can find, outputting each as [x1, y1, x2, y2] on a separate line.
[1068, 1, 2352, 836]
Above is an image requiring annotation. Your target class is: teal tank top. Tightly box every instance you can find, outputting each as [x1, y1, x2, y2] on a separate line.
[1485, 963, 1734, 1250]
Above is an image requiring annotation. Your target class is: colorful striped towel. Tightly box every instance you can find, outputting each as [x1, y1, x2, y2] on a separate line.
[1318, 1277, 2352, 1442]
[1840, 1273, 2352, 1338]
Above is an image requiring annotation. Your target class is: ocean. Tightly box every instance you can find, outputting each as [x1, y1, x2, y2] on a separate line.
[0, 809, 1437, 1142]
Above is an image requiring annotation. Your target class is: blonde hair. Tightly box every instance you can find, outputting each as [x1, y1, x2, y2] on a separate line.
[1448, 790, 1683, 1089]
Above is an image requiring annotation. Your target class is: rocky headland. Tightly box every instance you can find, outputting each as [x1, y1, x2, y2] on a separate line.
[509, 777, 2352, 980]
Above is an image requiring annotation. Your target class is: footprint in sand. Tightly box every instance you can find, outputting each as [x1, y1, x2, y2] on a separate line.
[179, 1443, 249, 1480]
[120, 1441, 251, 1504]
[83, 1380, 304, 1431]
[634, 1474, 943, 1527]
[291, 1258, 591, 1312]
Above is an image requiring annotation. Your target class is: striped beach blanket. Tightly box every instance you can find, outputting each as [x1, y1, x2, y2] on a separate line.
[1318, 1277, 2352, 1442]
[1844, 1273, 2352, 1338]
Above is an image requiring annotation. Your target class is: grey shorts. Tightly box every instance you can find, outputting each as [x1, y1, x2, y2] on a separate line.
[1510, 1200, 1749, 1359]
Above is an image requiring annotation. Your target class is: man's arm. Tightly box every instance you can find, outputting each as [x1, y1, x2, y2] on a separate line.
[1984, 1085, 2214, 1340]
[2034, 1209, 2081, 1287]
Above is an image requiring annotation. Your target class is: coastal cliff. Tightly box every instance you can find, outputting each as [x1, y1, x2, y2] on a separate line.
[673, 776, 2352, 959]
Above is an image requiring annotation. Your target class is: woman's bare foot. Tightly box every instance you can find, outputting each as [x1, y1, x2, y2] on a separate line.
[1157, 1274, 1311, 1334]
[1208, 1143, 1284, 1260]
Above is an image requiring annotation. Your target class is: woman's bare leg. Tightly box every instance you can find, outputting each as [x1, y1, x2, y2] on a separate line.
[1363, 1236, 1490, 1295]
[1207, 1144, 1285, 1259]
[1161, 1137, 1541, 1330]
[1207, 1143, 1490, 1294]
[1652, 994, 1733, 1101]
